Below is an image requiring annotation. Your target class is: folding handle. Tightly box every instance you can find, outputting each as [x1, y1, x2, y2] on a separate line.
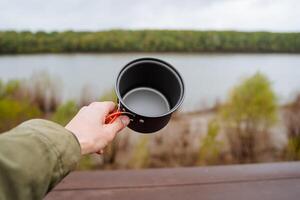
[105, 111, 122, 124]
[105, 110, 134, 124]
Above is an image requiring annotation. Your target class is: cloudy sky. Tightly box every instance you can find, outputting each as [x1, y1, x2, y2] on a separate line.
[0, 0, 299, 32]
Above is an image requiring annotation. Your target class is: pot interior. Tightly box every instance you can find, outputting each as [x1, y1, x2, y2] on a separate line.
[123, 87, 170, 116]
[117, 59, 184, 117]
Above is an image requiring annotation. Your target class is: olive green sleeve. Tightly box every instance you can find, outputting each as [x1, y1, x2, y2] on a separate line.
[0, 119, 81, 200]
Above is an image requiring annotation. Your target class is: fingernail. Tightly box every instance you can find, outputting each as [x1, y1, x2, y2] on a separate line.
[120, 116, 130, 126]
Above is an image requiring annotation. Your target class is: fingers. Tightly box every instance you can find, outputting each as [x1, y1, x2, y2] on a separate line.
[96, 149, 104, 155]
[95, 116, 129, 154]
[89, 101, 116, 119]
[105, 115, 130, 135]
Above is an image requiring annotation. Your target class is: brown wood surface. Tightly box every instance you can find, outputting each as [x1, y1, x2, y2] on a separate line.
[45, 162, 300, 200]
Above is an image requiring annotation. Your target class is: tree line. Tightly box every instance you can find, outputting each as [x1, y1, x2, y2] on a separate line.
[0, 30, 299, 54]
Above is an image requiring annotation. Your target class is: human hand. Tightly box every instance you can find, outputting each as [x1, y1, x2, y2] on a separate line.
[65, 101, 130, 155]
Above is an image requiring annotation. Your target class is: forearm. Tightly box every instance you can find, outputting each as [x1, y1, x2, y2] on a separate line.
[0, 119, 81, 200]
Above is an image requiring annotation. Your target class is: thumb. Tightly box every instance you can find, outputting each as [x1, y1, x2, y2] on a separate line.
[106, 115, 130, 134]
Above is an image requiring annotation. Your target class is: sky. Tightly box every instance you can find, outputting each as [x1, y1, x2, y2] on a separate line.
[0, 0, 299, 32]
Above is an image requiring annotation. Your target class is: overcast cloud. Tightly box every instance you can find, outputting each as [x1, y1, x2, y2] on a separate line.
[0, 0, 299, 32]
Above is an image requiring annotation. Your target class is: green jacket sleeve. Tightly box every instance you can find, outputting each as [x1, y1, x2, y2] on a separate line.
[0, 119, 81, 200]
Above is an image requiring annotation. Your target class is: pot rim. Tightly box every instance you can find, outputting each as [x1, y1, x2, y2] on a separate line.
[115, 57, 185, 118]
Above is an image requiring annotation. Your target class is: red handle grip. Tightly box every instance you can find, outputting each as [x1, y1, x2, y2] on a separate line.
[105, 110, 134, 124]
[105, 111, 123, 124]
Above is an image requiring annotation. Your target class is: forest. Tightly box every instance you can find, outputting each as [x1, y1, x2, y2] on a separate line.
[0, 30, 300, 54]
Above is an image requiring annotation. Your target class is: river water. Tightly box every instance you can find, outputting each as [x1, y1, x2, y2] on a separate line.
[0, 53, 299, 111]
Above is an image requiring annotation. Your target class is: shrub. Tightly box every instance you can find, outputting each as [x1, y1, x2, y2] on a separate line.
[0, 99, 41, 132]
[220, 73, 277, 163]
[51, 101, 79, 126]
[198, 119, 223, 165]
[27, 71, 62, 113]
[283, 95, 300, 160]
[99, 89, 117, 103]
[129, 136, 150, 169]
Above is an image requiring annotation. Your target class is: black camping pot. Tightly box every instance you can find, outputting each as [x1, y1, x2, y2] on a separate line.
[115, 57, 185, 133]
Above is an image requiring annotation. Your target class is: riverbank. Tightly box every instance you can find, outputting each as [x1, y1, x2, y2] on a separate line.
[79, 104, 292, 170]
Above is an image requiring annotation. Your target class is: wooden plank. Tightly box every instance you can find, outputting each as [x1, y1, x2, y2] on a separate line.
[45, 162, 300, 200]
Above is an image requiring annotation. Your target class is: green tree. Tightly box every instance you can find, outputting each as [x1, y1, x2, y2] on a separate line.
[1, 31, 300, 54]
[221, 73, 277, 163]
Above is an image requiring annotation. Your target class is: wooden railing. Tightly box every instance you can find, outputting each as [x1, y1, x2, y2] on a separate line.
[45, 162, 300, 200]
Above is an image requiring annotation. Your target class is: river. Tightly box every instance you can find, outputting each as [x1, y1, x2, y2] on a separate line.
[0, 53, 299, 111]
